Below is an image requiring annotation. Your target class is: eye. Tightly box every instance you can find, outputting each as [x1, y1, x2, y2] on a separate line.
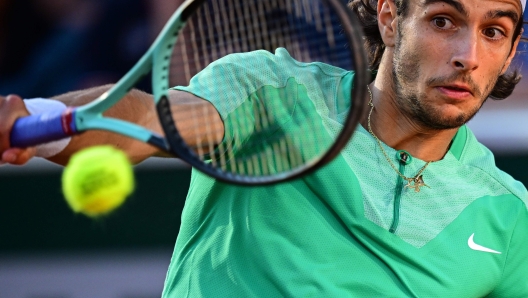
[482, 28, 505, 40]
[432, 17, 455, 30]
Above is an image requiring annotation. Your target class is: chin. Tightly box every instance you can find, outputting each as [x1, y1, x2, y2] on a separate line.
[417, 107, 472, 130]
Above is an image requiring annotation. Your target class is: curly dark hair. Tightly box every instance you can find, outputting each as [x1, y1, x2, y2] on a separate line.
[348, 0, 527, 100]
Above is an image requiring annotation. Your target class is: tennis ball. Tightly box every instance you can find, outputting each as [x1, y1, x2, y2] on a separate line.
[62, 145, 134, 217]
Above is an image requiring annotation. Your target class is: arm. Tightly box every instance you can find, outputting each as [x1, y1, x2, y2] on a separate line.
[0, 86, 223, 166]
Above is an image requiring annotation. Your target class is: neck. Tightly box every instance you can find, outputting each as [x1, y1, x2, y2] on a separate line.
[361, 57, 459, 162]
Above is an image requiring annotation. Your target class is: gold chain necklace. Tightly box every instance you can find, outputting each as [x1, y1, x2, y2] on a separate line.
[366, 85, 431, 193]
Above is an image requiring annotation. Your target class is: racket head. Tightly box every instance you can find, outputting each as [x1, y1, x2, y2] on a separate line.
[154, 0, 369, 185]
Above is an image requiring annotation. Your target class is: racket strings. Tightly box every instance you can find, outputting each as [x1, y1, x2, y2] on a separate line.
[180, 0, 340, 80]
[169, 0, 350, 176]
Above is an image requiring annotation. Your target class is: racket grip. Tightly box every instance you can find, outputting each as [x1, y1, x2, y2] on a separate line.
[10, 108, 78, 148]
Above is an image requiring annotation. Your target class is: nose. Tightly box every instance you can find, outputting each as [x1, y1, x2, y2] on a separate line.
[450, 33, 479, 72]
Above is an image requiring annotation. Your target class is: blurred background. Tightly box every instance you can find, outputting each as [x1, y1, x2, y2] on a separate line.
[0, 0, 186, 297]
[0, 1, 527, 297]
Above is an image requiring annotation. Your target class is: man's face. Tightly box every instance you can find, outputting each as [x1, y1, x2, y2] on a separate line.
[392, 0, 522, 129]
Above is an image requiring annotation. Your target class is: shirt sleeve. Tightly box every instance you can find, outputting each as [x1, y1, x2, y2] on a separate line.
[171, 48, 351, 167]
[488, 201, 528, 297]
[172, 49, 303, 161]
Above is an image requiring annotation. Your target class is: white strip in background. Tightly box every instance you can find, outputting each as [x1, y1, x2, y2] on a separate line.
[0, 249, 172, 298]
[0, 157, 190, 175]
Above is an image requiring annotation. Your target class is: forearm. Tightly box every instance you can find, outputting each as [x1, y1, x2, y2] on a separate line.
[47, 85, 162, 165]
[45, 87, 224, 166]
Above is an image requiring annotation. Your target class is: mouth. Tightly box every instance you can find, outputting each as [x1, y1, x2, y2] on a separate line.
[436, 84, 474, 100]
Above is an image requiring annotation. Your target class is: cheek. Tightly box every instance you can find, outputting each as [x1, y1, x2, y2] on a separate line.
[403, 27, 446, 73]
[396, 43, 431, 86]
[419, 30, 451, 71]
[475, 48, 507, 91]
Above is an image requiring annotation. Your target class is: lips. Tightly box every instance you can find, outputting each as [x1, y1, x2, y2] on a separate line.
[445, 84, 472, 93]
[436, 83, 474, 100]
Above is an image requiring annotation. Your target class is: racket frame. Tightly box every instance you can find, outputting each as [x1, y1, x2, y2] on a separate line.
[71, 1, 206, 151]
[11, 0, 368, 185]
[155, 0, 370, 185]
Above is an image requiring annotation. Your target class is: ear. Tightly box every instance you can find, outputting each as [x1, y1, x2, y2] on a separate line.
[500, 29, 523, 75]
[378, 0, 399, 47]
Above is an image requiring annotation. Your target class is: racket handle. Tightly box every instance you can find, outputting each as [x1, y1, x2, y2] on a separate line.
[10, 108, 78, 148]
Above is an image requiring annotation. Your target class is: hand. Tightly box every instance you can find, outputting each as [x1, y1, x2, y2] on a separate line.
[0, 95, 36, 165]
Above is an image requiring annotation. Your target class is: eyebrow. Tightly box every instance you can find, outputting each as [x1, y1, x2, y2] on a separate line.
[485, 10, 519, 25]
[422, 0, 468, 17]
[422, 0, 520, 26]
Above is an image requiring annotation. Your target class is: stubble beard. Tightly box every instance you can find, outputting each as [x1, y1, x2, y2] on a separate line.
[391, 26, 500, 130]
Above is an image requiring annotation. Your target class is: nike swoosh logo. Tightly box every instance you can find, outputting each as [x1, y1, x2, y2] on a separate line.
[468, 233, 501, 254]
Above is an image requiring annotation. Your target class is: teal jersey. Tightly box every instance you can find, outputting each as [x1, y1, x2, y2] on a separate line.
[163, 49, 528, 297]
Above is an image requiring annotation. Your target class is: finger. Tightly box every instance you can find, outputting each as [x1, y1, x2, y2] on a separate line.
[1, 149, 17, 163]
[1, 147, 36, 165]
[12, 147, 37, 165]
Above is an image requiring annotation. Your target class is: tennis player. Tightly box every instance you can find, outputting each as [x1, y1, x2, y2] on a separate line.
[1, 0, 528, 296]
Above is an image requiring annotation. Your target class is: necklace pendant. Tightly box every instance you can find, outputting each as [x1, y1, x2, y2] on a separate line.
[405, 175, 429, 193]
[367, 85, 433, 194]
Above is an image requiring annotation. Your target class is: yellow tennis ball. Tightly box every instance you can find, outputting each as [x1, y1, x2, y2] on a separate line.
[62, 145, 134, 217]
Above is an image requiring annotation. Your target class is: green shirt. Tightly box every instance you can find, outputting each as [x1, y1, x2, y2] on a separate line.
[163, 49, 528, 297]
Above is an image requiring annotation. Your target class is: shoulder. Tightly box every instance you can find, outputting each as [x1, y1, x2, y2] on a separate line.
[185, 48, 350, 87]
[174, 48, 352, 118]
[456, 125, 528, 207]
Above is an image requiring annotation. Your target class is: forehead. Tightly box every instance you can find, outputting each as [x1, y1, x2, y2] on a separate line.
[418, 0, 523, 13]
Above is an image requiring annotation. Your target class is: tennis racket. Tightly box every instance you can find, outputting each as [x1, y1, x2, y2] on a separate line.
[10, 0, 369, 185]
